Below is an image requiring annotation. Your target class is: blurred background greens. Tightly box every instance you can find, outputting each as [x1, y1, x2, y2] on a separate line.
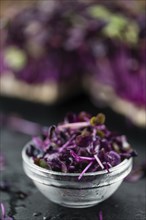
[0, 0, 146, 129]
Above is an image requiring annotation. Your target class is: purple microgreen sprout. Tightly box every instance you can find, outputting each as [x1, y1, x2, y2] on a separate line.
[99, 210, 103, 220]
[78, 161, 93, 180]
[59, 135, 76, 153]
[58, 122, 90, 130]
[90, 113, 105, 126]
[70, 150, 95, 162]
[0, 114, 42, 136]
[0, 203, 5, 220]
[94, 155, 104, 170]
[27, 112, 137, 180]
[0, 203, 13, 220]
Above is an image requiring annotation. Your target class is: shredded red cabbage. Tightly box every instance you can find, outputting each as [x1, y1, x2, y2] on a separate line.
[26, 112, 137, 179]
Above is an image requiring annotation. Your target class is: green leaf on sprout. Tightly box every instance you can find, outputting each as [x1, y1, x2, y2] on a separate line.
[90, 113, 105, 126]
[96, 113, 106, 124]
[34, 158, 48, 169]
[96, 130, 105, 138]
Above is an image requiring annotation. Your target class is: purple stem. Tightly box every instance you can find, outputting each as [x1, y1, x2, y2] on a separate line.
[78, 161, 93, 180]
[99, 210, 103, 220]
[1, 203, 5, 220]
[58, 122, 90, 130]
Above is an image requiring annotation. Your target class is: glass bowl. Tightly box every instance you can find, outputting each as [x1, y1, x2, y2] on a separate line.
[22, 142, 133, 208]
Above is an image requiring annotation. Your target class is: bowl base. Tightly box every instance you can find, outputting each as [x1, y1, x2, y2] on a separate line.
[55, 201, 99, 209]
[60, 204, 98, 208]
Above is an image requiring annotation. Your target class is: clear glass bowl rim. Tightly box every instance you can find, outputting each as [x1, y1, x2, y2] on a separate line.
[22, 141, 132, 177]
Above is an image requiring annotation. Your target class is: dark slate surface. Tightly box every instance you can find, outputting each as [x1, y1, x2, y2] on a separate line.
[0, 95, 146, 220]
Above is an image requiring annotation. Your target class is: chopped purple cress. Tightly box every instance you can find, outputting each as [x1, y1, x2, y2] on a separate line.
[26, 112, 137, 179]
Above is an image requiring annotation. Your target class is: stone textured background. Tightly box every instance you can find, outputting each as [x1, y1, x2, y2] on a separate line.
[0, 95, 146, 220]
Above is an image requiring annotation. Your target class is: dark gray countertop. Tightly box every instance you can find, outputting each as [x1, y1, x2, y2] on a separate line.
[0, 95, 146, 220]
